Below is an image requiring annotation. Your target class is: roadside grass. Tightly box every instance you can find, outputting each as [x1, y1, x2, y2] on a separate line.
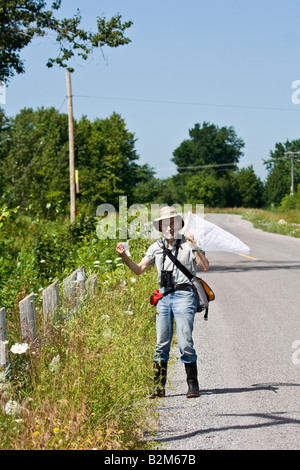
[0, 242, 160, 450]
[205, 207, 300, 238]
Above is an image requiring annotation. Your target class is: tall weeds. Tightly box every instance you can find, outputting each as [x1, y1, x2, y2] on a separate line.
[0, 248, 159, 450]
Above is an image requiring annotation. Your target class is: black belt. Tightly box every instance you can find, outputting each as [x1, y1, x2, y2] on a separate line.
[174, 283, 193, 291]
[162, 283, 193, 296]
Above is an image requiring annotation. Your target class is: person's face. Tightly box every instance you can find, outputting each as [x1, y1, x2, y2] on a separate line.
[161, 217, 181, 239]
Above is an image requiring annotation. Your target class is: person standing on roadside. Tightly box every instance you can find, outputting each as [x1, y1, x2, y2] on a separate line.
[116, 206, 209, 398]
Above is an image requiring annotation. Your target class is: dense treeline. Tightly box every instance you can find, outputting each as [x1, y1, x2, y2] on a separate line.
[0, 107, 154, 217]
[1, 107, 300, 218]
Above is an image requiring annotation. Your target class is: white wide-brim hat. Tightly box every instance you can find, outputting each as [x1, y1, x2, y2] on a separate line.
[152, 206, 184, 232]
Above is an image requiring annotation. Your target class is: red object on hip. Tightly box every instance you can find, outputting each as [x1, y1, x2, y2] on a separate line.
[150, 289, 163, 306]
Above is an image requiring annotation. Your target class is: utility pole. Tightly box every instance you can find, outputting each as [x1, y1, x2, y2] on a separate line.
[285, 151, 300, 195]
[66, 69, 76, 224]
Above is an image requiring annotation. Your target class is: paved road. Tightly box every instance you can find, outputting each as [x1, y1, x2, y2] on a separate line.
[155, 214, 300, 450]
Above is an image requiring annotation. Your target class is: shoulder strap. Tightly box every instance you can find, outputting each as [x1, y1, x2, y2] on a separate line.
[164, 248, 193, 281]
[161, 239, 180, 272]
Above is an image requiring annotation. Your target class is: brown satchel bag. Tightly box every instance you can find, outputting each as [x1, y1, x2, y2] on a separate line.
[164, 248, 215, 320]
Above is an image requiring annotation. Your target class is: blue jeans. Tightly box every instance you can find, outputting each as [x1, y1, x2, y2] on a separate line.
[154, 287, 197, 364]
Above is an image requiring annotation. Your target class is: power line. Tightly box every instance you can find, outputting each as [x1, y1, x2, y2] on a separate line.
[73, 94, 300, 113]
[132, 161, 256, 173]
[177, 163, 236, 170]
[131, 162, 238, 171]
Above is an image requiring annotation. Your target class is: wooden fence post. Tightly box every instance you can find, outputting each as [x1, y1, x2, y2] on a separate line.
[0, 266, 99, 368]
[76, 265, 86, 302]
[63, 270, 77, 310]
[0, 307, 7, 368]
[63, 265, 86, 311]
[88, 274, 97, 296]
[19, 293, 36, 343]
[43, 280, 59, 323]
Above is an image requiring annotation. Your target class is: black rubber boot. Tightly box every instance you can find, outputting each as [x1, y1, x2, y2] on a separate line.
[185, 361, 200, 398]
[148, 361, 168, 398]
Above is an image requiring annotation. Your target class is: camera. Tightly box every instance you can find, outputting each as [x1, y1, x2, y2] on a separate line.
[161, 270, 173, 288]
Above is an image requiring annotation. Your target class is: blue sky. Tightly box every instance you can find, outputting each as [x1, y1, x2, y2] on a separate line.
[3, 0, 300, 181]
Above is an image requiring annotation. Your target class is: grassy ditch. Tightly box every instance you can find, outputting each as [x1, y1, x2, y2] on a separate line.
[0, 241, 160, 450]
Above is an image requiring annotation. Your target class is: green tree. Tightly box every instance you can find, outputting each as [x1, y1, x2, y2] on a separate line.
[0, 108, 148, 216]
[0, 107, 69, 215]
[172, 121, 245, 175]
[234, 166, 264, 208]
[133, 178, 162, 205]
[75, 112, 145, 211]
[181, 165, 263, 209]
[0, 0, 132, 82]
[263, 139, 300, 206]
[185, 173, 217, 206]
[171, 122, 245, 207]
[133, 173, 187, 206]
[263, 167, 286, 207]
[185, 172, 233, 207]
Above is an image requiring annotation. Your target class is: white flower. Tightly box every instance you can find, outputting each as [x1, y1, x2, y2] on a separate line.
[105, 260, 112, 263]
[93, 261, 100, 265]
[40, 259, 46, 263]
[5, 400, 21, 416]
[49, 355, 61, 373]
[125, 310, 134, 315]
[130, 277, 137, 283]
[115, 257, 122, 261]
[10, 343, 29, 354]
